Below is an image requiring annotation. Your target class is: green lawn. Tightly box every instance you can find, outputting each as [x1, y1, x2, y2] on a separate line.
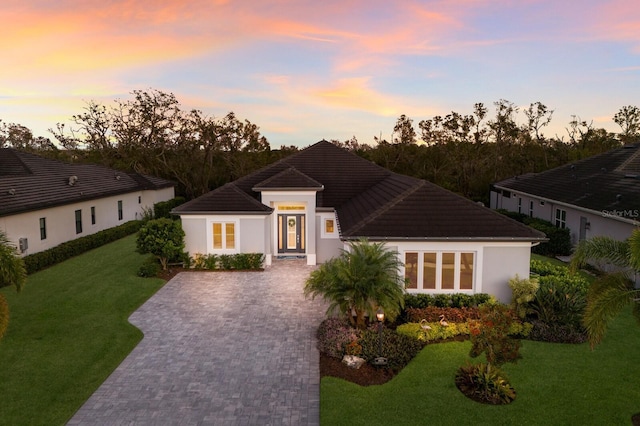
[321, 287, 640, 425]
[0, 235, 165, 425]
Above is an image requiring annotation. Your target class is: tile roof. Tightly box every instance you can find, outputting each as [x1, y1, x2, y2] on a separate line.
[174, 140, 545, 241]
[252, 167, 324, 191]
[493, 143, 640, 213]
[0, 148, 175, 217]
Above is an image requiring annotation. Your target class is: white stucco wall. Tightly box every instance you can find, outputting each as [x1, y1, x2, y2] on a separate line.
[482, 244, 532, 303]
[491, 189, 638, 243]
[180, 216, 207, 256]
[0, 187, 174, 256]
[390, 240, 533, 303]
[315, 211, 343, 263]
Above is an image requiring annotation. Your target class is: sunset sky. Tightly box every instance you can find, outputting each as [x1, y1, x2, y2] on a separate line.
[1, 0, 639, 147]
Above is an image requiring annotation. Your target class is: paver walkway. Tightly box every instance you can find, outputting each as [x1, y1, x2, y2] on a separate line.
[68, 259, 327, 425]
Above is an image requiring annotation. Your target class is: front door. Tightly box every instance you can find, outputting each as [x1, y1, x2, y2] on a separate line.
[579, 216, 588, 241]
[278, 214, 305, 254]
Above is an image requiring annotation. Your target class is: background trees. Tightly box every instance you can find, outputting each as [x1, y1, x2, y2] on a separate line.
[3, 91, 637, 205]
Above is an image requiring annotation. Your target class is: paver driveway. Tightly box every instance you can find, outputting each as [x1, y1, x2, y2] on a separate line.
[68, 259, 327, 425]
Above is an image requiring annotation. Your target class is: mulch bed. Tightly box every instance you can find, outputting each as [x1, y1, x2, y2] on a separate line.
[319, 353, 396, 386]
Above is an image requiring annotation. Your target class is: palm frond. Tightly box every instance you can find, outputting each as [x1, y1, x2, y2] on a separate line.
[583, 276, 637, 349]
[627, 229, 640, 271]
[570, 236, 630, 272]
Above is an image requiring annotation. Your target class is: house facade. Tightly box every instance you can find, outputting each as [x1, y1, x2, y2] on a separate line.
[0, 148, 175, 256]
[174, 141, 545, 302]
[490, 143, 640, 244]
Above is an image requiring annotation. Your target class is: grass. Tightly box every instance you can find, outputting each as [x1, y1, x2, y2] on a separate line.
[0, 235, 165, 425]
[321, 262, 640, 425]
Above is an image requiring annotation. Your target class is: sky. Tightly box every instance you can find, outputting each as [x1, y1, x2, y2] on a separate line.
[1, 0, 639, 148]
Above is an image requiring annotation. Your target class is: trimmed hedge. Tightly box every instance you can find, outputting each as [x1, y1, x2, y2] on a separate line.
[23, 221, 143, 274]
[154, 196, 186, 219]
[497, 210, 571, 256]
[186, 252, 265, 270]
[404, 293, 492, 309]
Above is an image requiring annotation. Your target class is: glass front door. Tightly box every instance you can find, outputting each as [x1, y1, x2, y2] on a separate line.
[278, 214, 305, 253]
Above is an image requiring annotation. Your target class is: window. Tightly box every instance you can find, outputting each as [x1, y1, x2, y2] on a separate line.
[517, 197, 522, 214]
[422, 252, 437, 289]
[39, 217, 47, 240]
[555, 208, 566, 228]
[405, 252, 418, 289]
[138, 196, 141, 204]
[91, 206, 96, 225]
[75, 209, 82, 234]
[529, 200, 534, 217]
[404, 251, 475, 291]
[325, 219, 334, 234]
[212, 222, 235, 250]
[118, 200, 123, 220]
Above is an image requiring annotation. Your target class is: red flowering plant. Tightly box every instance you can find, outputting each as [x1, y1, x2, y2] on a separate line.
[456, 304, 522, 404]
[468, 304, 522, 367]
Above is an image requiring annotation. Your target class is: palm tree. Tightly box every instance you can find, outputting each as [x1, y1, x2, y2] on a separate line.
[304, 238, 406, 329]
[0, 230, 27, 340]
[570, 229, 640, 348]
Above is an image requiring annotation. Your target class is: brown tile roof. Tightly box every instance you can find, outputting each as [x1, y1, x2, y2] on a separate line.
[253, 167, 324, 191]
[174, 140, 545, 241]
[0, 148, 175, 217]
[493, 143, 640, 213]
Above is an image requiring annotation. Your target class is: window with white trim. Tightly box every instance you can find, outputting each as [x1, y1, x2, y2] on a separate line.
[321, 214, 338, 239]
[212, 222, 236, 250]
[554, 208, 566, 229]
[404, 251, 475, 291]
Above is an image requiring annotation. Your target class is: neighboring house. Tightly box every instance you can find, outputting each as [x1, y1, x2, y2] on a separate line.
[173, 140, 545, 302]
[0, 148, 175, 256]
[490, 143, 640, 244]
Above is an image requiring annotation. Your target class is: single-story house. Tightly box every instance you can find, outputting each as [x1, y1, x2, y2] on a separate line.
[490, 143, 640, 244]
[173, 140, 545, 302]
[0, 148, 175, 256]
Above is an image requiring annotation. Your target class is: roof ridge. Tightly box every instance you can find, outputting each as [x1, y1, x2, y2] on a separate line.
[229, 182, 273, 208]
[614, 145, 640, 173]
[345, 176, 425, 235]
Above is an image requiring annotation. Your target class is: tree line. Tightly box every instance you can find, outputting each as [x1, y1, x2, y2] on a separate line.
[1, 90, 639, 203]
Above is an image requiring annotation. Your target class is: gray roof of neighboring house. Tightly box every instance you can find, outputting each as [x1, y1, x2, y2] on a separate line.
[174, 140, 546, 241]
[493, 143, 640, 213]
[0, 148, 175, 217]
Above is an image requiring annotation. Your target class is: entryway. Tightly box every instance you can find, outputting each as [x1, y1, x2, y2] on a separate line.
[278, 213, 305, 254]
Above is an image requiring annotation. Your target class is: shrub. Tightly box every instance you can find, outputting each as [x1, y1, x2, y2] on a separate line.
[396, 322, 470, 342]
[358, 327, 423, 370]
[509, 274, 539, 319]
[138, 256, 161, 278]
[496, 210, 571, 256]
[455, 363, 516, 405]
[405, 306, 480, 323]
[187, 253, 264, 270]
[530, 274, 588, 328]
[404, 293, 491, 310]
[469, 304, 522, 366]
[316, 318, 359, 359]
[136, 218, 185, 270]
[153, 197, 186, 219]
